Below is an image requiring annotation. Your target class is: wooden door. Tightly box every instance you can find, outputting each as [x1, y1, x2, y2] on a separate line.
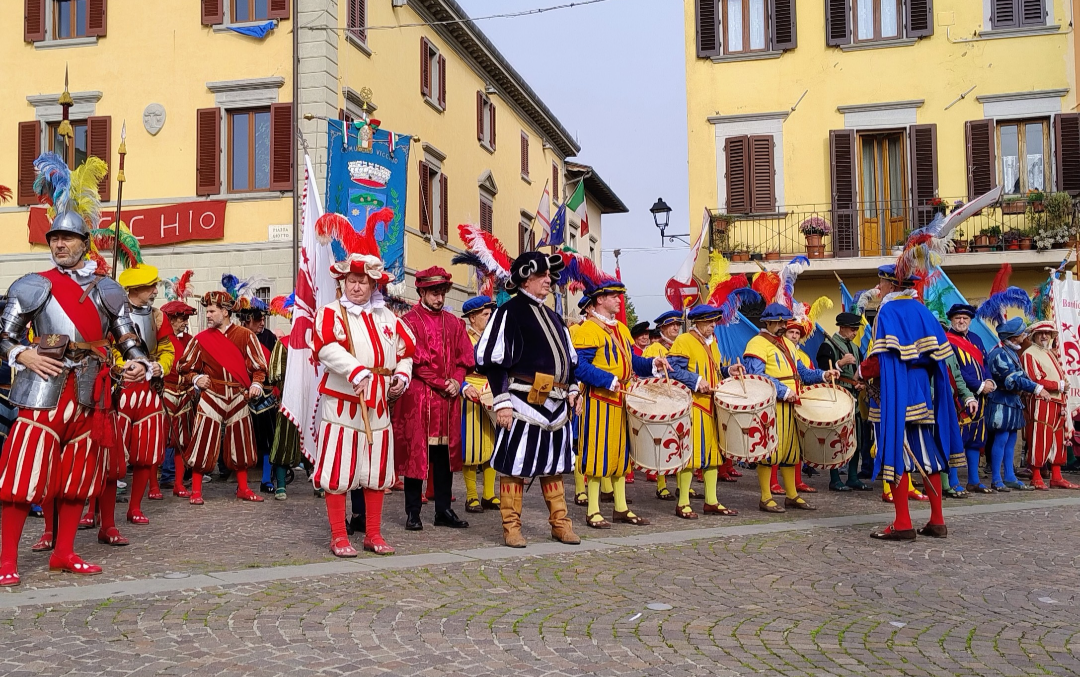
[858, 132, 907, 255]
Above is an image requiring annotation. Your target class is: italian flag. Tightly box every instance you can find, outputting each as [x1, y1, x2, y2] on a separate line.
[566, 180, 589, 236]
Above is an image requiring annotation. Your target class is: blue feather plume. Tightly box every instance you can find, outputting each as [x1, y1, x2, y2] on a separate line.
[776, 256, 810, 306]
[32, 152, 71, 211]
[284, 292, 296, 310]
[719, 287, 762, 325]
[221, 274, 241, 300]
[251, 297, 269, 312]
[976, 286, 1032, 326]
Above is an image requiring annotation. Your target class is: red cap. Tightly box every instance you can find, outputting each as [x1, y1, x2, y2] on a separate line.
[415, 266, 453, 289]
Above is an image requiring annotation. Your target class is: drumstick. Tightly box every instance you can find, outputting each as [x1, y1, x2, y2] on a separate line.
[625, 391, 660, 404]
[712, 387, 749, 399]
[735, 357, 746, 395]
[902, 441, 937, 497]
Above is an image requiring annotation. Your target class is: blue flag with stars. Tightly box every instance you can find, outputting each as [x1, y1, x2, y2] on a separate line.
[540, 203, 567, 248]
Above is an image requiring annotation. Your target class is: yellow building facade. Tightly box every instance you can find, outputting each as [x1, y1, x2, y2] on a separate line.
[1, 0, 619, 318]
[684, 0, 1077, 322]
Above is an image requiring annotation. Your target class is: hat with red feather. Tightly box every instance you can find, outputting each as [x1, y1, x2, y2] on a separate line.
[315, 207, 395, 284]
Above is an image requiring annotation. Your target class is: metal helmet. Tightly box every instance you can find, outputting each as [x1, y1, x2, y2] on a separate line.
[45, 209, 90, 240]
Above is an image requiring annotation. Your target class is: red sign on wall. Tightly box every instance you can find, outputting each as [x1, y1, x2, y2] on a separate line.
[28, 201, 227, 246]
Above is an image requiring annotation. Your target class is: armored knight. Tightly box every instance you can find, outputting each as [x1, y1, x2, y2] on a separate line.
[0, 153, 148, 586]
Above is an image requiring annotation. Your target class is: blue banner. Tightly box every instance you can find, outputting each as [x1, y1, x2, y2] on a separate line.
[326, 120, 411, 282]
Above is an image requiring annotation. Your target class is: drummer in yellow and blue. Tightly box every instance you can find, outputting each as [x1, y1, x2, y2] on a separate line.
[744, 303, 840, 513]
[460, 295, 500, 514]
[573, 280, 671, 529]
[666, 304, 745, 518]
[643, 310, 684, 500]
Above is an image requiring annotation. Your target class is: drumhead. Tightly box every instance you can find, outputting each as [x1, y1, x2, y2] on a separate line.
[625, 378, 692, 421]
[713, 374, 774, 412]
[794, 385, 854, 425]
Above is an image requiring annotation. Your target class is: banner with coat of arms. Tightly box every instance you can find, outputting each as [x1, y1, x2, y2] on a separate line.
[326, 119, 411, 282]
[1050, 278, 1080, 418]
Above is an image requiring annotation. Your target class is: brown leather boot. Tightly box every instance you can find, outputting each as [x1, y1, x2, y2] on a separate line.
[540, 475, 580, 544]
[500, 477, 526, 548]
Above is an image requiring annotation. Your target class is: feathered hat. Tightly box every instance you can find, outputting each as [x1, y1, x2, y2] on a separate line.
[160, 271, 195, 303]
[976, 264, 1032, 328]
[32, 152, 116, 272]
[771, 256, 830, 341]
[220, 273, 269, 314]
[705, 251, 751, 319]
[556, 251, 621, 309]
[270, 293, 295, 321]
[315, 207, 395, 284]
[452, 223, 513, 303]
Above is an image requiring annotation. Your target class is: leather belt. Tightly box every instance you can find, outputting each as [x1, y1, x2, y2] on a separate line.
[369, 367, 393, 376]
[510, 373, 569, 391]
[32, 337, 111, 352]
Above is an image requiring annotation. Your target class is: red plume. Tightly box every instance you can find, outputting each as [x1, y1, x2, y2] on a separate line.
[751, 271, 779, 305]
[0, 185, 12, 204]
[989, 263, 1012, 297]
[315, 210, 389, 259]
[174, 270, 194, 301]
[707, 274, 749, 307]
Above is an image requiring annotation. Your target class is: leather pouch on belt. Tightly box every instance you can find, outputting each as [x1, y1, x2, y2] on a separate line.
[37, 334, 70, 361]
[527, 372, 554, 405]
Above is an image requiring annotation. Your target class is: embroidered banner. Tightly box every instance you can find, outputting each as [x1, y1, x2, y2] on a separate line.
[1051, 278, 1080, 418]
[29, 201, 227, 246]
[325, 120, 411, 283]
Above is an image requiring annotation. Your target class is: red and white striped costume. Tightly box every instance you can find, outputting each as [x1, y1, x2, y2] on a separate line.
[1022, 342, 1068, 467]
[312, 299, 415, 493]
[177, 323, 268, 474]
[162, 331, 194, 453]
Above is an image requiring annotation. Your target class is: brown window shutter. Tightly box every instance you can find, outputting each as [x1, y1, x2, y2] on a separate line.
[438, 55, 447, 109]
[1020, 0, 1045, 26]
[771, 0, 797, 50]
[906, 0, 934, 38]
[825, 0, 850, 46]
[419, 162, 431, 235]
[420, 38, 431, 98]
[695, 0, 721, 57]
[87, 116, 112, 201]
[480, 199, 493, 234]
[552, 164, 559, 201]
[348, 0, 366, 42]
[965, 119, 996, 200]
[268, 0, 290, 20]
[829, 129, 858, 257]
[269, 103, 293, 192]
[17, 121, 40, 206]
[24, 0, 45, 42]
[196, 107, 221, 196]
[440, 173, 449, 241]
[477, 92, 484, 142]
[490, 104, 497, 151]
[201, 0, 224, 25]
[724, 135, 750, 214]
[908, 123, 938, 227]
[519, 222, 526, 255]
[86, 0, 107, 37]
[992, 0, 1017, 28]
[748, 135, 775, 213]
[520, 132, 529, 176]
[1055, 113, 1080, 195]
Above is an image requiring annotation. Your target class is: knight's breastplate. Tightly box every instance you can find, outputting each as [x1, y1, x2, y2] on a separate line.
[10, 288, 109, 410]
[130, 305, 157, 355]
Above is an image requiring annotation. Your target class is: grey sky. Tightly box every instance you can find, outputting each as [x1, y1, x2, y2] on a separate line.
[456, 0, 693, 322]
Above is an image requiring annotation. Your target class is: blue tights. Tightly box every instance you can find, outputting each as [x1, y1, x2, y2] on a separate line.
[261, 456, 273, 484]
[965, 449, 983, 486]
[989, 430, 1019, 486]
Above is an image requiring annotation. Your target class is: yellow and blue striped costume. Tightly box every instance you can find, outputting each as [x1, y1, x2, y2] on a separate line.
[667, 332, 730, 469]
[461, 329, 495, 466]
[573, 318, 654, 478]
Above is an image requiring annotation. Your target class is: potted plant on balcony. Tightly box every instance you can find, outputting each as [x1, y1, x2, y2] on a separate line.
[1001, 195, 1026, 215]
[983, 225, 1002, 247]
[764, 249, 781, 261]
[1033, 226, 1064, 252]
[1027, 189, 1046, 213]
[731, 243, 750, 262]
[799, 216, 830, 259]
[1002, 229, 1020, 251]
[952, 228, 968, 253]
[929, 196, 948, 217]
[1019, 230, 1034, 250]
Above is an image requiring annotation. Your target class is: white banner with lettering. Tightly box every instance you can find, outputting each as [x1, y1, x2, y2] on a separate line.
[1051, 278, 1080, 418]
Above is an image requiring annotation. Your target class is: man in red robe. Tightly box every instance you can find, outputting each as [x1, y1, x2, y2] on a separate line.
[392, 267, 474, 530]
[176, 291, 269, 504]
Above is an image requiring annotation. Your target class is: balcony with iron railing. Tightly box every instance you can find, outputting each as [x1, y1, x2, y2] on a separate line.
[708, 193, 1080, 274]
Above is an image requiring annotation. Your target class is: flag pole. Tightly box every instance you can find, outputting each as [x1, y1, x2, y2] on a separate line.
[110, 121, 127, 280]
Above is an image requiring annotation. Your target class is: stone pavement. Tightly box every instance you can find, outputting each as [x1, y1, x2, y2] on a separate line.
[1, 471, 1078, 676]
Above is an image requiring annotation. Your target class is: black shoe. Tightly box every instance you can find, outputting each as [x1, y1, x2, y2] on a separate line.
[260, 482, 275, 495]
[803, 464, 819, 477]
[349, 514, 365, 534]
[828, 481, 851, 492]
[433, 508, 469, 528]
[405, 513, 423, 531]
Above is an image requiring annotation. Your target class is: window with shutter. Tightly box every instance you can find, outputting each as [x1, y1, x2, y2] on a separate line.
[17, 121, 41, 206]
[268, 0, 290, 20]
[1020, 0, 1045, 26]
[965, 119, 996, 200]
[86, 0, 107, 37]
[908, 124, 937, 228]
[749, 136, 775, 213]
[477, 93, 496, 150]
[480, 196, 494, 234]
[87, 115, 112, 201]
[825, 0, 851, 46]
[490, 105, 496, 151]
[269, 103, 293, 192]
[419, 161, 432, 235]
[552, 164, 560, 201]
[830, 129, 858, 256]
[852, 0, 903, 42]
[196, 107, 222, 197]
[991, 0, 1018, 28]
[725, 136, 750, 214]
[348, 0, 366, 42]
[772, 0, 798, 50]
[906, 0, 934, 38]
[234, 0, 283, 21]
[438, 55, 447, 109]
[201, 0, 224, 25]
[25, 0, 46, 41]
[476, 92, 484, 143]
[1055, 114, 1080, 195]
[420, 38, 431, 98]
[696, 0, 721, 57]
[440, 174, 449, 242]
[723, 0, 770, 54]
[520, 132, 529, 179]
[47, 119, 87, 169]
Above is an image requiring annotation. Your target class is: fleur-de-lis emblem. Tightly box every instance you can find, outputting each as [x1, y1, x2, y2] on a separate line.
[46, 335, 60, 347]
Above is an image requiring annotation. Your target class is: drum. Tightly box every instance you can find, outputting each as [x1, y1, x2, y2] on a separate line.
[713, 374, 777, 462]
[794, 384, 857, 469]
[478, 389, 498, 427]
[625, 378, 693, 473]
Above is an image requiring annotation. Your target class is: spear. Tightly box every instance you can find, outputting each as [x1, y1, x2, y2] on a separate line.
[110, 121, 127, 280]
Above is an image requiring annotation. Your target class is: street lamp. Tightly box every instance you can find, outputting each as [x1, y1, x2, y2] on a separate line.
[650, 197, 688, 246]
